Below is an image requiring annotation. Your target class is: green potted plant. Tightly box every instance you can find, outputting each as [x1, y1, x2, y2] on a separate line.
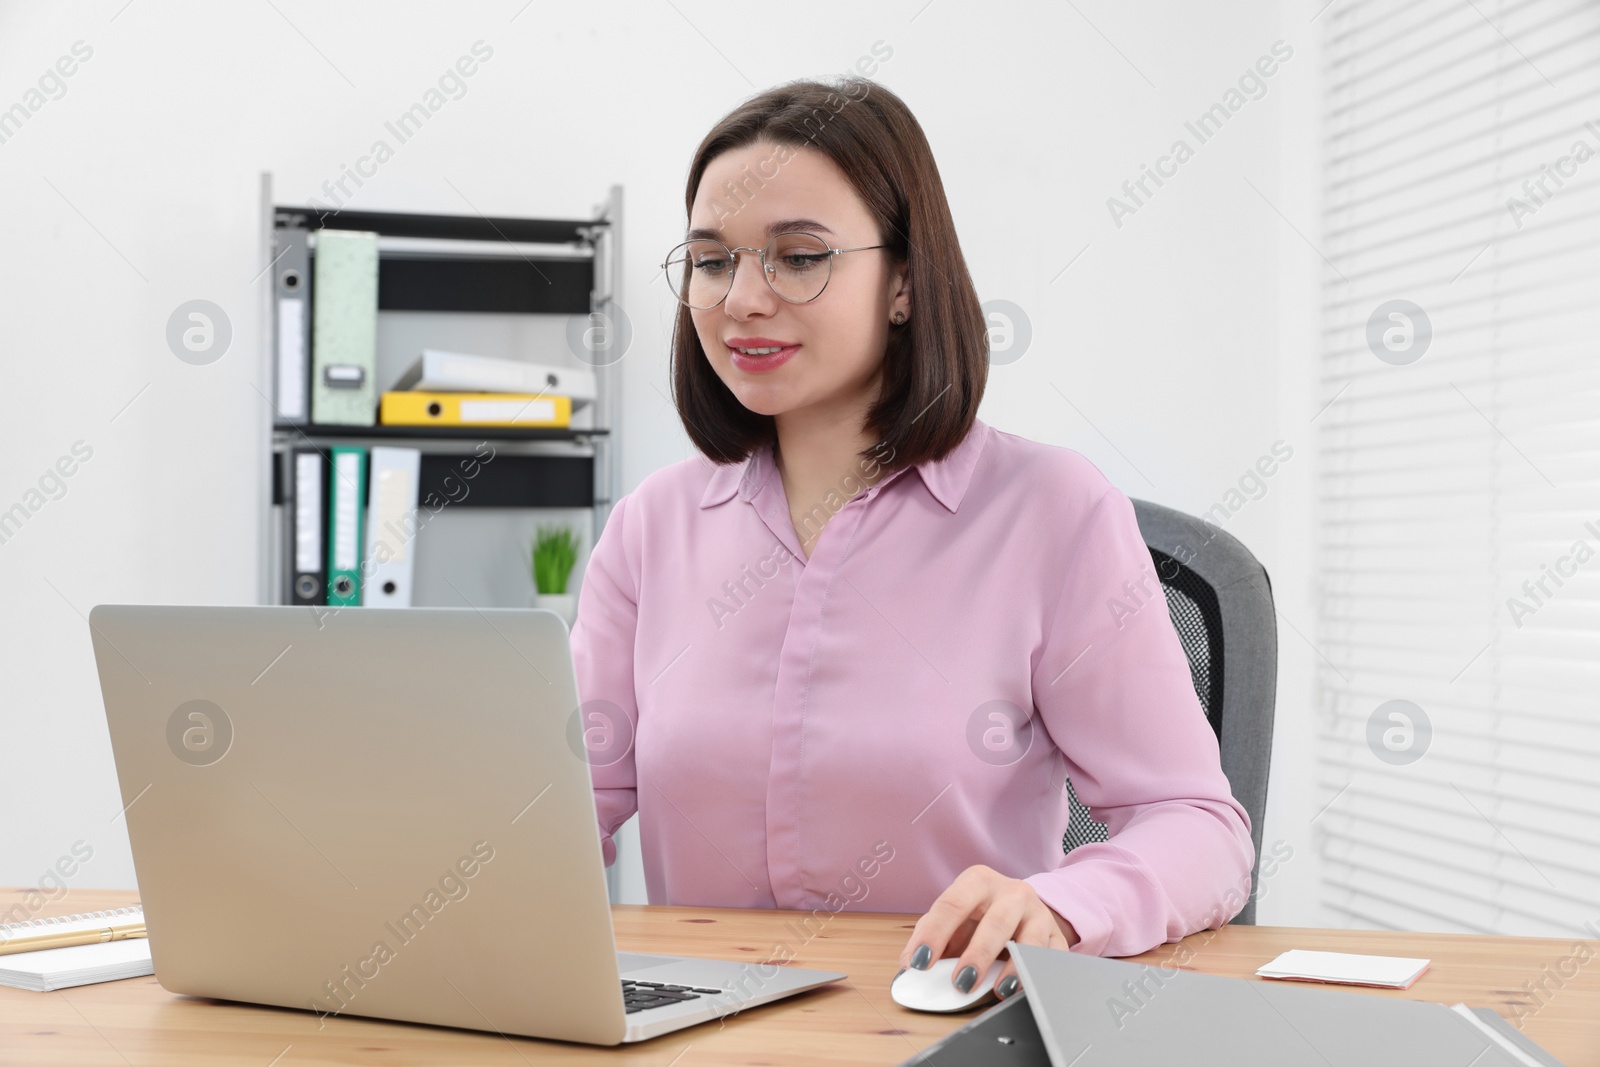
[531, 523, 581, 627]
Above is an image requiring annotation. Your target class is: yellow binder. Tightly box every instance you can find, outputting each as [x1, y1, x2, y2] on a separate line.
[379, 391, 572, 428]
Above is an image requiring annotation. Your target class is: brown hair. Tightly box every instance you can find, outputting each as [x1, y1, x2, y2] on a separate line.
[670, 76, 988, 471]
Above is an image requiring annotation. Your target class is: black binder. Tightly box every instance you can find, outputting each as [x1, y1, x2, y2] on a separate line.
[287, 448, 328, 606]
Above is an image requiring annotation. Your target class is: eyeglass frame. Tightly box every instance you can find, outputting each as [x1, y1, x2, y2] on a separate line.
[659, 231, 887, 309]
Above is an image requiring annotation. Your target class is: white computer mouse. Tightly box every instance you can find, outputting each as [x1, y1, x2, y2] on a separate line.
[890, 956, 1005, 1012]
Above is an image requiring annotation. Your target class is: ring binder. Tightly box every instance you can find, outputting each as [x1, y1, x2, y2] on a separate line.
[273, 226, 311, 424]
[310, 229, 379, 426]
[290, 450, 327, 607]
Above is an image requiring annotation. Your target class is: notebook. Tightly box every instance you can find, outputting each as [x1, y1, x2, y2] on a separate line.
[0, 906, 153, 991]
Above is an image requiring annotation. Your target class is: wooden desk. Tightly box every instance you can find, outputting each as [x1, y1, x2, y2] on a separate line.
[3, 888, 1595, 1065]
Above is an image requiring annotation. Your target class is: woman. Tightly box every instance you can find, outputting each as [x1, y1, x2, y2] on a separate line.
[570, 75, 1253, 1004]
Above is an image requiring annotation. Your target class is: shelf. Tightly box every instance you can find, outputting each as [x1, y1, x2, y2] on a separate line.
[273, 206, 604, 246]
[273, 423, 608, 442]
[377, 254, 591, 313]
[258, 177, 622, 619]
[272, 452, 594, 509]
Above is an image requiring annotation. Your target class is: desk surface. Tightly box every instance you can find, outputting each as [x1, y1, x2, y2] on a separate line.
[3, 888, 1595, 1065]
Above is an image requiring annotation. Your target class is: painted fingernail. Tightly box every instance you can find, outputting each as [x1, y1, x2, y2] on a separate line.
[954, 965, 977, 994]
[911, 944, 932, 970]
[997, 974, 1020, 999]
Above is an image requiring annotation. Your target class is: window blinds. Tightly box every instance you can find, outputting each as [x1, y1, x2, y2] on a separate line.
[1317, 0, 1600, 937]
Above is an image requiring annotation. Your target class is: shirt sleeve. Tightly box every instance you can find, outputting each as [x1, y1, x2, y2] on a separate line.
[569, 491, 641, 868]
[1023, 484, 1256, 958]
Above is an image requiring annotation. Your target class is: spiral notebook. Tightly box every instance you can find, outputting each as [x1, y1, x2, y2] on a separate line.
[0, 906, 153, 992]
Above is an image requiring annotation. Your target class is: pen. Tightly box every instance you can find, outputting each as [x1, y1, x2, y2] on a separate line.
[0, 920, 148, 956]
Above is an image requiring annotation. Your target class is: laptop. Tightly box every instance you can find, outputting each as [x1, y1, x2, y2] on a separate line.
[89, 604, 844, 1045]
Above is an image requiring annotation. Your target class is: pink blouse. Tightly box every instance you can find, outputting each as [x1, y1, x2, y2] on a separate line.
[569, 416, 1255, 957]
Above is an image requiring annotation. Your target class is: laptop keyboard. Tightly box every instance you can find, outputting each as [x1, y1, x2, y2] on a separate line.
[622, 979, 726, 1013]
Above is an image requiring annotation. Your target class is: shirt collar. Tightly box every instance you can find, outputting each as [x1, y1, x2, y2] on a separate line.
[699, 417, 990, 514]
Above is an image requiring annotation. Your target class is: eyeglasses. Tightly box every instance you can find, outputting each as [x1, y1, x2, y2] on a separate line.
[659, 232, 885, 310]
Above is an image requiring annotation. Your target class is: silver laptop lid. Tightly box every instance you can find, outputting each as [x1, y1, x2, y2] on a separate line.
[90, 604, 631, 1045]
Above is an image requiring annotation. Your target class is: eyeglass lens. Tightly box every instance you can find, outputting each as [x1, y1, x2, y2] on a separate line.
[662, 234, 833, 308]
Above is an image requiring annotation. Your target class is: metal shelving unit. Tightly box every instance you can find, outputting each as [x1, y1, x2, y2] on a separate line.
[253, 173, 623, 607]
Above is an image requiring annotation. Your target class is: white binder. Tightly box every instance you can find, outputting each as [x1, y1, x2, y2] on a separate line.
[362, 447, 422, 608]
[394, 349, 596, 410]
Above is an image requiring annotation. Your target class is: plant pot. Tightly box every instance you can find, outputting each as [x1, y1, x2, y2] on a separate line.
[533, 592, 577, 629]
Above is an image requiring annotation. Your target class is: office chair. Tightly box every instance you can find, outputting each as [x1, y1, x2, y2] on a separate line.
[1060, 497, 1277, 926]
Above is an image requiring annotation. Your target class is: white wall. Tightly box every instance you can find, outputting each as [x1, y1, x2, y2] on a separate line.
[0, 0, 1326, 928]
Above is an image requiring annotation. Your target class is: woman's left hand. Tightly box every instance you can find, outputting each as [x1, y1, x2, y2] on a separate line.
[896, 865, 1078, 1001]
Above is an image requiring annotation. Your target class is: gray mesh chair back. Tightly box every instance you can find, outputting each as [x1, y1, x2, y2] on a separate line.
[1060, 497, 1277, 926]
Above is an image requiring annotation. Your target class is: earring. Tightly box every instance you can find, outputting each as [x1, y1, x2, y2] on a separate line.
[892, 311, 906, 324]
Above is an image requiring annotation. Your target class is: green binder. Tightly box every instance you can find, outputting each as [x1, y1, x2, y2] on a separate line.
[311, 230, 379, 426]
[326, 446, 366, 606]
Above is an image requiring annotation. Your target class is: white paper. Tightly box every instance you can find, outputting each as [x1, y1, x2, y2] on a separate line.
[1256, 948, 1430, 987]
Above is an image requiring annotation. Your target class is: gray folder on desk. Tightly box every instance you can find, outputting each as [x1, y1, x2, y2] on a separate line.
[900, 942, 1566, 1066]
[1007, 941, 1565, 1067]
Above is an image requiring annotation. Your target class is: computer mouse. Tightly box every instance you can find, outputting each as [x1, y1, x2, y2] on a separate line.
[890, 956, 1004, 1012]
